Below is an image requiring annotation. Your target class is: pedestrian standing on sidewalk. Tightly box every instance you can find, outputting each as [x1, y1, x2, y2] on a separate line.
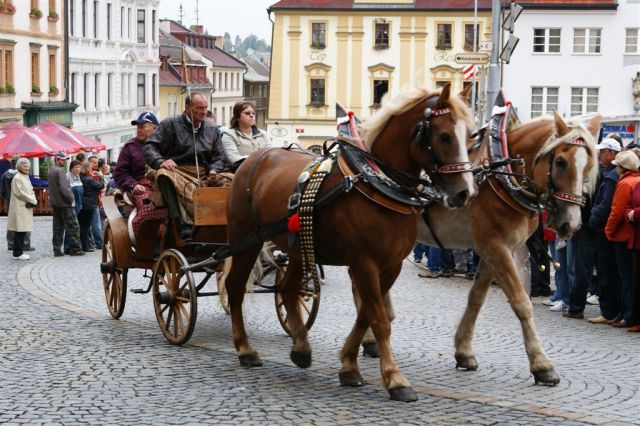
[624, 148, 640, 333]
[64, 160, 83, 254]
[1, 155, 34, 252]
[7, 158, 37, 260]
[47, 152, 84, 257]
[78, 161, 104, 252]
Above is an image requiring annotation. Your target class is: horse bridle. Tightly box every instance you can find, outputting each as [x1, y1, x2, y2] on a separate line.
[411, 96, 472, 176]
[543, 136, 588, 210]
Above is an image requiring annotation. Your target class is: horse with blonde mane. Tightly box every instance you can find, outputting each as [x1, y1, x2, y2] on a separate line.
[224, 85, 477, 402]
[364, 110, 600, 386]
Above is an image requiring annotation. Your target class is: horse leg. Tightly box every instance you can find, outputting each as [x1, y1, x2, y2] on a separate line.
[278, 258, 312, 368]
[454, 259, 493, 370]
[360, 291, 395, 358]
[226, 245, 263, 367]
[343, 263, 418, 402]
[487, 246, 560, 385]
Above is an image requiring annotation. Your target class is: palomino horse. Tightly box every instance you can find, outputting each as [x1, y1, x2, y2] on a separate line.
[225, 85, 477, 402]
[378, 111, 599, 385]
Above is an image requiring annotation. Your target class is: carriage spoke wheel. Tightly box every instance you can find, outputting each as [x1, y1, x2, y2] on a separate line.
[102, 224, 127, 319]
[152, 249, 197, 345]
[274, 265, 321, 336]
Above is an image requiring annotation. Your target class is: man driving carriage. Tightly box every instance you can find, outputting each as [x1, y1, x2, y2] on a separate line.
[143, 93, 227, 234]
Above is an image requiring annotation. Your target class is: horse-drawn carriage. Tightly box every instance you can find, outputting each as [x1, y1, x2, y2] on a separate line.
[100, 184, 321, 345]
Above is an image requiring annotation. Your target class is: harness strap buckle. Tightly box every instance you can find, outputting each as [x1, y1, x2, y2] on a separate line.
[287, 192, 301, 210]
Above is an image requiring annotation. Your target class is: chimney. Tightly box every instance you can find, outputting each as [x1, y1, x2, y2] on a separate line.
[214, 36, 224, 49]
[190, 25, 204, 35]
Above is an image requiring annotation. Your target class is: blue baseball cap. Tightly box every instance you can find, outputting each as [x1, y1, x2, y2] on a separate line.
[131, 112, 159, 126]
[55, 151, 69, 160]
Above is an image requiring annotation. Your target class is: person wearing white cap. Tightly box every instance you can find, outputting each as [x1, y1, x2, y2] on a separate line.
[587, 138, 624, 325]
[604, 151, 640, 328]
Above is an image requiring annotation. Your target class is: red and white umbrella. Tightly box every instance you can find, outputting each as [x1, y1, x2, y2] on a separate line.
[31, 120, 106, 153]
[0, 123, 79, 160]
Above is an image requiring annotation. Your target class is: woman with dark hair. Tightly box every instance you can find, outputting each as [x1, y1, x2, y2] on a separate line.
[78, 161, 104, 252]
[220, 101, 269, 172]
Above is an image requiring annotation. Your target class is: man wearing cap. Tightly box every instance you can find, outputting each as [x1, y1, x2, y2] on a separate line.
[143, 93, 225, 231]
[47, 152, 84, 257]
[588, 138, 623, 324]
[1, 155, 34, 251]
[114, 111, 158, 194]
[604, 151, 640, 328]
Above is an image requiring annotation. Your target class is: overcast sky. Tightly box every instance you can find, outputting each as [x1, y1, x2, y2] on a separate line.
[159, 0, 275, 42]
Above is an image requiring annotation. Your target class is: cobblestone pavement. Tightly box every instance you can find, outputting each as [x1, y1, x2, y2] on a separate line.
[1, 217, 639, 425]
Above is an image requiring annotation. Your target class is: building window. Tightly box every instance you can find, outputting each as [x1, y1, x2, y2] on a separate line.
[94, 73, 100, 109]
[571, 87, 598, 116]
[137, 73, 145, 106]
[224, 72, 228, 90]
[70, 0, 74, 35]
[531, 86, 559, 118]
[218, 73, 222, 90]
[31, 50, 40, 93]
[372, 80, 388, 107]
[127, 8, 132, 40]
[464, 24, 480, 51]
[31, 0, 38, 13]
[48, 0, 55, 16]
[375, 22, 389, 48]
[236, 73, 240, 91]
[107, 73, 112, 107]
[310, 79, 325, 106]
[137, 9, 145, 43]
[82, 0, 87, 37]
[48, 52, 56, 91]
[311, 22, 326, 49]
[533, 28, 561, 53]
[573, 28, 601, 54]
[0, 44, 15, 91]
[93, 0, 98, 38]
[435, 80, 450, 88]
[152, 9, 156, 43]
[152, 73, 156, 106]
[120, 6, 124, 39]
[83, 73, 89, 110]
[437, 23, 452, 50]
[626, 28, 640, 54]
[70, 72, 76, 103]
[106, 3, 112, 40]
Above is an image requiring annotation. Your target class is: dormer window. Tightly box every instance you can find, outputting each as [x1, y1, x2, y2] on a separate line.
[374, 22, 389, 49]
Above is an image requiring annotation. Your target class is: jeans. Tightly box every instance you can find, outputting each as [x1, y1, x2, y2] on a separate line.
[427, 246, 453, 273]
[78, 209, 95, 251]
[90, 207, 103, 248]
[550, 239, 574, 304]
[595, 230, 621, 320]
[413, 243, 427, 261]
[568, 226, 596, 314]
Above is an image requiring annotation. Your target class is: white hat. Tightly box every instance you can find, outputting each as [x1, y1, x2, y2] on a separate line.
[612, 150, 640, 171]
[596, 138, 622, 152]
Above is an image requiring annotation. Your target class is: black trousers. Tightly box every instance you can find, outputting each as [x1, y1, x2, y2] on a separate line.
[12, 232, 26, 257]
[568, 226, 596, 313]
[631, 250, 640, 326]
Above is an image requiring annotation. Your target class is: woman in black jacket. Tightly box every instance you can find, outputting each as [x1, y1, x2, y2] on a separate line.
[78, 161, 104, 251]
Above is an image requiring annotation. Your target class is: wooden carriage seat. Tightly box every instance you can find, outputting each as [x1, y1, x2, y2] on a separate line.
[191, 187, 229, 242]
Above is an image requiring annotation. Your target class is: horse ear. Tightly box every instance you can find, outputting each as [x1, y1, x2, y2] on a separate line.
[458, 85, 472, 102]
[585, 114, 601, 136]
[553, 110, 570, 137]
[437, 83, 451, 107]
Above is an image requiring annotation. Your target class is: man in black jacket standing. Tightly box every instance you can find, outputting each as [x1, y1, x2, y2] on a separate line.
[48, 152, 84, 257]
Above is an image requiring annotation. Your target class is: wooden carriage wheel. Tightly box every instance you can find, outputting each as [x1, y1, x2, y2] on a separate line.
[101, 223, 127, 319]
[151, 249, 198, 345]
[274, 265, 321, 336]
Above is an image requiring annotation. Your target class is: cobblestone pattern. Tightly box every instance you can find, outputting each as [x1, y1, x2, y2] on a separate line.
[1, 218, 639, 425]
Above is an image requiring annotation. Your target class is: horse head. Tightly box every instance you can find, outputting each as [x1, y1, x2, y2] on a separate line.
[534, 111, 600, 239]
[360, 84, 477, 208]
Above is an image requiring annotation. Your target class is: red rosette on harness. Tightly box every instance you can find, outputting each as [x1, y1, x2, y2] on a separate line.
[287, 212, 301, 233]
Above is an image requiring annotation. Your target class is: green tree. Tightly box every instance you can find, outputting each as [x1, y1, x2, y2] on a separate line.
[234, 35, 242, 52]
[223, 32, 232, 51]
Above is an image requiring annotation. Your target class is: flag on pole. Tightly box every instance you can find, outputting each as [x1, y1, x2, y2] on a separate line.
[463, 64, 478, 80]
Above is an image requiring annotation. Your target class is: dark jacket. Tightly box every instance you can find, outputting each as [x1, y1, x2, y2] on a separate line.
[115, 137, 146, 191]
[143, 113, 226, 172]
[80, 173, 104, 211]
[0, 169, 17, 204]
[589, 165, 619, 231]
[47, 165, 75, 208]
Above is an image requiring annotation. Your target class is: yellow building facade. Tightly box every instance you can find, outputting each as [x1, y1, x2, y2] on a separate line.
[267, 0, 492, 150]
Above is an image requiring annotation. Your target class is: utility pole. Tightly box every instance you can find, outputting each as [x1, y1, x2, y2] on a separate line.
[485, 0, 501, 121]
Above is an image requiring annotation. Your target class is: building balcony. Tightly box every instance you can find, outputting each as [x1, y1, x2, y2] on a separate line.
[0, 93, 17, 110]
[245, 96, 268, 109]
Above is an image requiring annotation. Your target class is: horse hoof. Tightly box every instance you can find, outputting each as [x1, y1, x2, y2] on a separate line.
[362, 342, 380, 358]
[455, 355, 478, 371]
[238, 353, 263, 367]
[389, 386, 418, 402]
[339, 371, 365, 387]
[290, 350, 312, 369]
[533, 369, 560, 386]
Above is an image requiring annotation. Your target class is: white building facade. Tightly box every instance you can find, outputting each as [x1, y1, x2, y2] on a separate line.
[502, 0, 639, 146]
[68, 0, 160, 161]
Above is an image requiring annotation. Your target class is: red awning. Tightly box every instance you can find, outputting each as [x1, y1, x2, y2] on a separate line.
[31, 120, 106, 153]
[0, 123, 80, 160]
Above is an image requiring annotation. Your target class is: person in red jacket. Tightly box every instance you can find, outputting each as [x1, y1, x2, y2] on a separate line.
[623, 148, 640, 332]
[605, 150, 640, 328]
